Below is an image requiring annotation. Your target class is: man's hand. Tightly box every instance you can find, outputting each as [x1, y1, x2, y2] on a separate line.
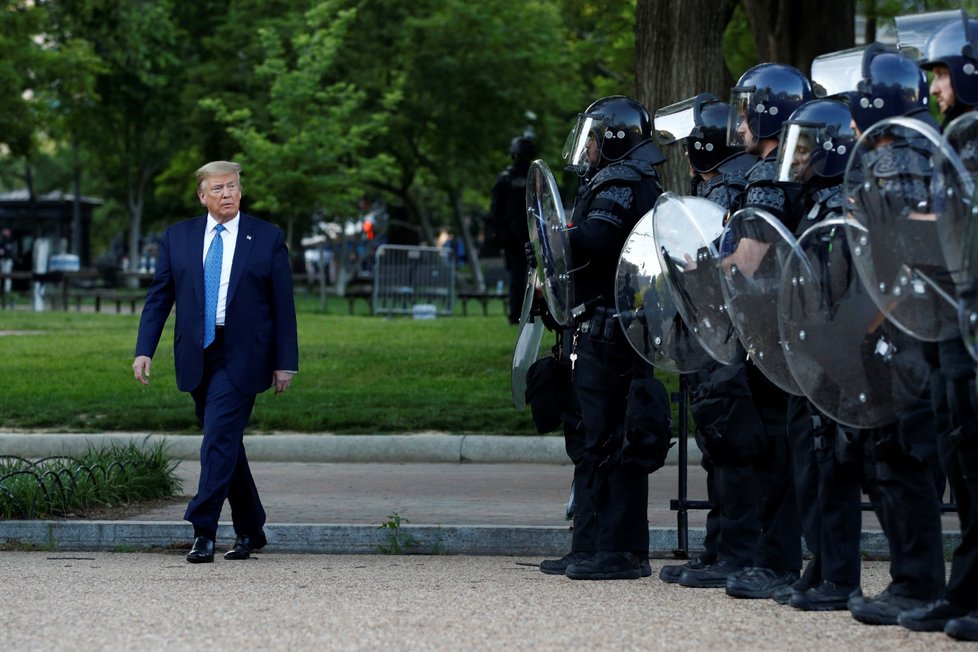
[273, 370, 295, 394]
[721, 238, 772, 280]
[133, 356, 153, 385]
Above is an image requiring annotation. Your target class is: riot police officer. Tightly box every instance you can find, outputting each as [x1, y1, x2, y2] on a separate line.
[810, 41, 949, 626]
[768, 98, 865, 611]
[539, 95, 671, 580]
[893, 11, 978, 640]
[490, 136, 538, 323]
[713, 62, 813, 600]
[654, 92, 761, 586]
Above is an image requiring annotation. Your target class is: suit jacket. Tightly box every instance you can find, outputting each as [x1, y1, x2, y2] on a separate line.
[135, 213, 299, 396]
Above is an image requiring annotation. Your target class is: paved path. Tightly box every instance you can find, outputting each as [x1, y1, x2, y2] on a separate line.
[0, 553, 966, 651]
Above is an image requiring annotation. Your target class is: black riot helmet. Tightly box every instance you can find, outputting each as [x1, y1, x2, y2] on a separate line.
[509, 136, 537, 163]
[728, 63, 813, 146]
[775, 99, 857, 182]
[897, 9, 978, 106]
[655, 93, 746, 173]
[692, 100, 746, 172]
[563, 95, 654, 175]
[812, 44, 929, 133]
[854, 45, 929, 132]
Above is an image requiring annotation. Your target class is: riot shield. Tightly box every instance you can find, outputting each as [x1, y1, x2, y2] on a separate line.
[719, 207, 803, 395]
[780, 218, 930, 427]
[651, 193, 740, 365]
[939, 112, 978, 294]
[511, 269, 546, 409]
[843, 117, 961, 342]
[616, 197, 711, 373]
[526, 160, 574, 326]
[936, 112, 978, 360]
[960, 295, 978, 362]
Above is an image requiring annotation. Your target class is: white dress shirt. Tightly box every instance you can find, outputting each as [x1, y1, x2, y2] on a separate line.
[203, 213, 238, 326]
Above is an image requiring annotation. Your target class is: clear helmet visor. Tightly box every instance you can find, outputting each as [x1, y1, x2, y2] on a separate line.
[896, 10, 968, 60]
[654, 96, 698, 145]
[562, 114, 604, 174]
[776, 123, 847, 182]
[811, 47, 866, 97]
[727, 90, 755, 147]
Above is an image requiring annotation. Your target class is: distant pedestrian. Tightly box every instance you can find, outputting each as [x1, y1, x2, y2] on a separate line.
[489, 136, 536, 324]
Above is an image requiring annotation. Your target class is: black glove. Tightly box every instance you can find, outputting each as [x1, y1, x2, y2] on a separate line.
[525, 241, 537, 269]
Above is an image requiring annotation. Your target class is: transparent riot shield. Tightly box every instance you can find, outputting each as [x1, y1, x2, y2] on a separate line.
[511, 270, 546, 409]
[940, 111, 978, 292]
[526, 160, 574, 326]
[960, 295, 978, 361]
[651, 193, 740, 365]
[719, 207, 803, 395]
[843, 117, 961, 342]
[780, 218, 930, 427]
[616, 198, 710, 373]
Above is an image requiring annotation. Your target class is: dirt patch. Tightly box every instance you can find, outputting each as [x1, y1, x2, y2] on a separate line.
[59, 495, 190, 520]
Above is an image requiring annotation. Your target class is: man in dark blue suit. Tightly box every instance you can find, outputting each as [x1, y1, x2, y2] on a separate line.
[132, 160, 299, 563]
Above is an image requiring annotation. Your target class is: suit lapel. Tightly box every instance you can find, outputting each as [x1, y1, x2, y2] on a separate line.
[188, 216, 207, 309]
[227, 213, 255, 306]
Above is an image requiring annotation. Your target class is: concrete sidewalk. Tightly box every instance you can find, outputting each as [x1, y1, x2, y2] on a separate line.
[0, 433, 963, 557]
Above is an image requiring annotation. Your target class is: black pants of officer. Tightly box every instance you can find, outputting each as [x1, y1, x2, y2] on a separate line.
[861, 398, 945, 601]
[746, 365, 802, 573]
[937, 337, 978, 612]
[787, 397, 862, 590]
[570, 328, 648, 554]
[688, 362, 762, 568]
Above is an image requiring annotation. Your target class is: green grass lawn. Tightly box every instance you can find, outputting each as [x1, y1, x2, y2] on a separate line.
[0, 293, 682, 435]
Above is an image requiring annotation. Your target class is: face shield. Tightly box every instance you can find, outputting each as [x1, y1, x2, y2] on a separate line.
[727, 89, 757, 147]
[811, 47, 866, 97]
[776, 122, 845, 182]
[562, 113, 605, 175]
[895, 10, 968, 61]
[654, 97, 698, 145]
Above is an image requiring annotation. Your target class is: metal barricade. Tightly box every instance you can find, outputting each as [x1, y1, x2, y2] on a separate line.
[372, 245, 455, 316]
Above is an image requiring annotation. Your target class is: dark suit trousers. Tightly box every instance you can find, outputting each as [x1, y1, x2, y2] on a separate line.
[184, 330, 265, 538]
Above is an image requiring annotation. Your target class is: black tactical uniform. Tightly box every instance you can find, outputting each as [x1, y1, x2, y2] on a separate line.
[893, 12, 978, 637]
[755, 98, 865, 612]
[681, 64, 813, 599]
[543, 95, 672, 581]
[722, 152, 804, 599]
[653, 93, 763, 588]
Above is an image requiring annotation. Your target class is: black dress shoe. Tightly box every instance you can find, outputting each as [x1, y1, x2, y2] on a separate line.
[848, 587, 929, 626]
[899, 598, 972, 632]
[677, 560, 742, 588]
[565, 551, 642, 580]
[539, 551, 591, 575]
[224, 530, 268, 560]
[945, 612, 978, 642]
[659, 557, 710, 584]
[726, 567, 799, 599]
[186, 536, 215, 563]
[789, 581, 860, 612]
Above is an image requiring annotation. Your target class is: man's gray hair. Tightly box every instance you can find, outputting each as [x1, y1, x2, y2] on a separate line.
[195, 161, 242, 192]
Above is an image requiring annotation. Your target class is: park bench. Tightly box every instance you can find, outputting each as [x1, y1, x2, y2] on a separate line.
[69, 288, 145, 313]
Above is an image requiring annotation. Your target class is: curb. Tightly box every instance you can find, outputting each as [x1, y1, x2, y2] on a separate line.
[1, 520, 959, 559]
[0, 432, 701, 465]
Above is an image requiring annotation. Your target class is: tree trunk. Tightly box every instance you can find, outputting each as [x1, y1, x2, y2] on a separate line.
[126, 163, 152, 287]
[636, 0, 732, 195]
[452, 190, 484, 291]
[742, 0, 856, 76]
